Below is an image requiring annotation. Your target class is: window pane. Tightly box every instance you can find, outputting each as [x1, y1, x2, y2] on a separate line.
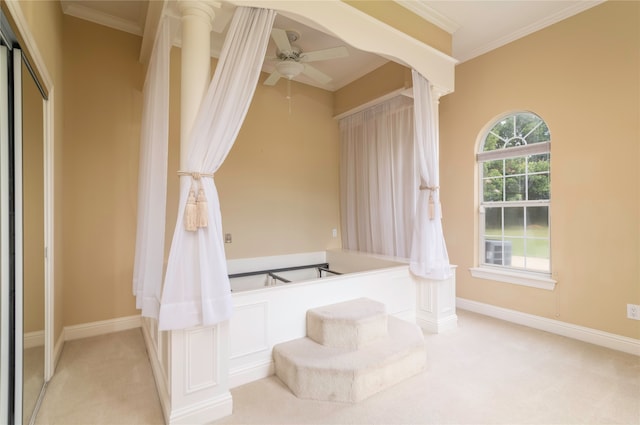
[517, 113, 550, 144]
[483, 159, 504, 176]
[526, 206, 549, 236]
[483, 178, 503, 202]
[484, 207, 502, 236]
[490, 118, 514, 143]
[528, 174, 550, 200]
[483, 133, 504, 151]
[525, 239, 550, 272]
[528, 153, 549, 172]
[503, 237, 519, 267]
[505, 176, 525, 201]
[505, 157, 525, 176]
[504, 207, 524, 236]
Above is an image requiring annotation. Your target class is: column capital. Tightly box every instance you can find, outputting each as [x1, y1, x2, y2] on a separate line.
[430, 84, 450, 103]
[179, 0, 221, 29]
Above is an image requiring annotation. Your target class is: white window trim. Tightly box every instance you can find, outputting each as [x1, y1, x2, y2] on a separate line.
[475, 112, 553, 289]
[470, 266, 557, 290]
[477, 141, 550, 162]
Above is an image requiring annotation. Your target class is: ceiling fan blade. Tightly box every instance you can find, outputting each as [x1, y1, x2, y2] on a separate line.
[271, 28, 292, 53]
[264, 70, 282, 86]
[301, 64, 332, 85]
[301, 46, 349, 63]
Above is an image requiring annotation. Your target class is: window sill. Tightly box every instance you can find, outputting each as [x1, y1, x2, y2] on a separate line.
[469, 267, 557, 290]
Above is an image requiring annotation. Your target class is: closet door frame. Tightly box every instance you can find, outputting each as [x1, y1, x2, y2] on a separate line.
[0, 43, 11, 425]
[0, 3, 54, 423]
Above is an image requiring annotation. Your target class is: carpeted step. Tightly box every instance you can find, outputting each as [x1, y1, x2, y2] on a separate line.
[306, 298, 387, 350]
[273, 316, 426, 403]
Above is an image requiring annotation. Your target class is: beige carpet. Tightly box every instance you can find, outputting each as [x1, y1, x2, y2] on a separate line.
[34, 328, 164, 425]
[35, 311, 640, 424]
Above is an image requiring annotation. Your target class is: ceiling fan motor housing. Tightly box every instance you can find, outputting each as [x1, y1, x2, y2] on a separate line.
[277, 45, 302, 61]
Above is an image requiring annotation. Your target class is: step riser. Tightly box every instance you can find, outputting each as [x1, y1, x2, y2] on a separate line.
[275, 346, 425, 403]
[307, 316, 388, 350]
[306, 298, 388, 350]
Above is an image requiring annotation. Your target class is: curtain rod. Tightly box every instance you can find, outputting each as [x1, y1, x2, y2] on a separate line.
[333, 87, 413, 121]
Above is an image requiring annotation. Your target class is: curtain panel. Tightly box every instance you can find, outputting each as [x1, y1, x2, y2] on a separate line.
[133, 17, 171, 319]
[409, 70, 452, 279]
[158, 7, 276, 330]
[339, 95, 416, 258]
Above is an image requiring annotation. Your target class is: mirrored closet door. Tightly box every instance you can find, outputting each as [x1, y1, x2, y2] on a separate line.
[0, 17, 48, 424]
[19, 47, 45, 425]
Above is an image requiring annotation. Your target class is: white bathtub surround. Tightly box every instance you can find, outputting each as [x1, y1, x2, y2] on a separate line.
[228, 250, 457, 389]
[273, 298, 426, 402]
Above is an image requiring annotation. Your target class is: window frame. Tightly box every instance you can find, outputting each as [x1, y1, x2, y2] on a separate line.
[470, 112, 556, 290]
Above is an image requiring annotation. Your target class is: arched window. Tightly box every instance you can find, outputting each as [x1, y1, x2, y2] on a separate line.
[477, 112, 551, 276]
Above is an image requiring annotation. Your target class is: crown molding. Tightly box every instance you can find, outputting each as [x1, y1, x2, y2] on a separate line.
[459, 0, 605, 62]
[61, 1, 145, 36]
[394, 0, 460, 34]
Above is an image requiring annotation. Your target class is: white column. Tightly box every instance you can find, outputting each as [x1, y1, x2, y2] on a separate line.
[166, 3, 233, 424]
[414, 84, 457, 334]
[179, 0, 219, 167]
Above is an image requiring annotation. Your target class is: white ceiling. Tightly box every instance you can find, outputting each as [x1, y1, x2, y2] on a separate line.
[60, 0, 603, 90]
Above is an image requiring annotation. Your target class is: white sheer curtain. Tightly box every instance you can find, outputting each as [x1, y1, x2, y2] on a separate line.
[409, 70, 451, 279]
[158, 7, 276, 330]
[133, 16, 170, 318]
[340, 96, 416, 258]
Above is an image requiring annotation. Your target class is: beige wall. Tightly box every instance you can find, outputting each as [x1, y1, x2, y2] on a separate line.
[219, 74, 342, 258]
[439, 1, 639, 339]
[15, 0, 65, 342]
[62, 16, 143, 326]
[167, 48, 342, 261]
[333, 61, 411, 117]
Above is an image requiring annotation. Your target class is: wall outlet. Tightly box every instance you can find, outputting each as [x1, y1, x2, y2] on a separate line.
[627, 304, 640, 320]
[332, 228, 338, 238]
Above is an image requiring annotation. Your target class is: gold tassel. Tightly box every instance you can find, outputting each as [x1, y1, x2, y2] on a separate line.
[196, 186, 208, 228]
[184, 188, 198, 232]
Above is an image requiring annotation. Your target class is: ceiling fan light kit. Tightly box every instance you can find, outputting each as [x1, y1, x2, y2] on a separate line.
[275, 60, 304, 80]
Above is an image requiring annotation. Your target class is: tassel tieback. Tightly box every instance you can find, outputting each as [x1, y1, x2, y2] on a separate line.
[419, 184, 439, 220]
[179, 171, 214, 232]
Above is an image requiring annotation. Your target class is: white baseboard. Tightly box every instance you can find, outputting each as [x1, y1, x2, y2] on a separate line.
[64, 315, 141, 341]
[417, 314, 458, 334]
[24, 330, 44, 349]
[456, 297, 640, 356]
[168, 392, 233, 425]
[53, 331, 65, 370]
[229, 360, 273, 389]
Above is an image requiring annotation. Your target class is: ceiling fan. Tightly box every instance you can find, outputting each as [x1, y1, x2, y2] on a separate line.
[264, 28, 349, 87]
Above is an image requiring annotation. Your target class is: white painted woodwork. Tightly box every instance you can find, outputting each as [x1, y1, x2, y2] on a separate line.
[213, 0, 456, 94]
[415, 269, 458, 333]
[226, 250, 458, 389]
